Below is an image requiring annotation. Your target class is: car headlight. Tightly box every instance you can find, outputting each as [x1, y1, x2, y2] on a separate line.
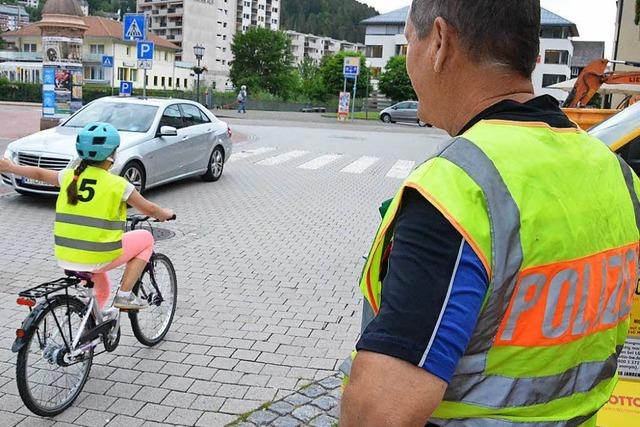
[3, 147, 17, 162]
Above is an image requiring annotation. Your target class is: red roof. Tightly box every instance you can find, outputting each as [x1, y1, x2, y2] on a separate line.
[2, 16, 179, 51]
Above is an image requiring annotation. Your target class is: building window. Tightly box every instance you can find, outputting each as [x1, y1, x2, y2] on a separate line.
[542, 74, 567, 87]
[154, 76, 158, 86]
[90, 44, 105, 54]
[540, 26, 568, 39]
[126, 46, 131, 56]
[366, 45, 383, 58]
[184, 78, 188, 88]
[168, 77, 172, 87]
[176, 78, 180, 88]
[130, 69, 138, 82]
[117, 67, 127, 81]
[23, 43, 37, 52]
[396, 44, 408, 56]
[161, 76, 165, 87]
[84, 66, 105, 80]
[545, 50, 569, 65]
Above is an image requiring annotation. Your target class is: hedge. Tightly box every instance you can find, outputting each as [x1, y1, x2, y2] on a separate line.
[0, 80, 195, 104]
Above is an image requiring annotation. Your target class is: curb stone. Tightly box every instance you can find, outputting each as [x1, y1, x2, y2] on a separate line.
[227, 373, 342, 427]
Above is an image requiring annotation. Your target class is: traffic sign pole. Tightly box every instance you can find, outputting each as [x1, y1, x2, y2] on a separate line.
[351, 75, 358, 121]
[143, 69, 147, 98]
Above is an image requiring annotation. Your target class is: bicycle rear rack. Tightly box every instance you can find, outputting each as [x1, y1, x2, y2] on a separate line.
[19, 277, 82, 299]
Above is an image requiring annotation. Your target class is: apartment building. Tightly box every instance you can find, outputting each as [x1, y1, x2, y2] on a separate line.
[361, 6, 592, 102]
[286, 30, 365, 65]
[236, 0, 280, 33]
[1, 16, 193, 90]
[138, 0, 237, 90]
[0, 4, 29, 32]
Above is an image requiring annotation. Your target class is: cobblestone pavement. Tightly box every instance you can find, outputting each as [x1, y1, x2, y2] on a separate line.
[0, 117, 447, 426]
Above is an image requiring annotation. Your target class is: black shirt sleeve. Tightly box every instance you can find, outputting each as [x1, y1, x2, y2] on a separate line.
[357, 188, 465, 364]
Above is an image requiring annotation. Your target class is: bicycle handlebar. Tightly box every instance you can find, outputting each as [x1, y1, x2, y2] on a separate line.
[127, 214, 176, 229]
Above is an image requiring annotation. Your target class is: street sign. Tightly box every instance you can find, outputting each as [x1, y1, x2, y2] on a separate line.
[123, 14, 146, 41]
[137, 41, 154, 61]
[101, 55, 114, 68]
[137, 60, 153, 70]
[120, 80, 133, 97]
[343, 57, 360, 77]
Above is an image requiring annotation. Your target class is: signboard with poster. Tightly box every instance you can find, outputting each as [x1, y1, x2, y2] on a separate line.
[41, 36, 83, 118]
[338, 91, 351, 121]
[597, 288, 640, 427]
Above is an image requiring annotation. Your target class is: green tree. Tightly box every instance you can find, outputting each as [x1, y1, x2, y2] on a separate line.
[281, 0, 378, 43]
[319, 51, 371, 100]
[298, 57, 327, 102]
[230, 27, 298, 100]
[378, 55, 416, 102]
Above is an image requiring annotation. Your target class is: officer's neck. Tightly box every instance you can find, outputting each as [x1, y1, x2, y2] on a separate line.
[445, 67, 535, 136]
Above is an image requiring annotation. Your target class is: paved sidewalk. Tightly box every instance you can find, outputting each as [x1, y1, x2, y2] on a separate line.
[229, 374, 343, 427]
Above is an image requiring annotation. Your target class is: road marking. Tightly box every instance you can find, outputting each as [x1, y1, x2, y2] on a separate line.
[228, 147, 276, 163]
[386, 160, 416, 179]
[341, 156, 380, 174]
[298, 154, 343, 170]
[257, 150, 309, 166]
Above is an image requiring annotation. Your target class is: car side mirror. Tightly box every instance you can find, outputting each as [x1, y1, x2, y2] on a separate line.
[160, 126, 177, 136]
[392, 106, 398, 110]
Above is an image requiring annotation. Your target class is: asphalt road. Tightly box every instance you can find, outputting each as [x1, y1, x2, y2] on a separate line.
[0, 109, 449, 426]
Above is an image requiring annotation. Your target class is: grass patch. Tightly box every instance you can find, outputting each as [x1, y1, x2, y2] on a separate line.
[322, 111, 381, 121]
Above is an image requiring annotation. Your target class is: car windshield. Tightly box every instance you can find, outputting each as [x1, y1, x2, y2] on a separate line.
[63, 102, 158, 133]
[589, 102, 640, 147]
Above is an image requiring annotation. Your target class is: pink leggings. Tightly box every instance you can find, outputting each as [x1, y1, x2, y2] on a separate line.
[93, 230, 154, 308]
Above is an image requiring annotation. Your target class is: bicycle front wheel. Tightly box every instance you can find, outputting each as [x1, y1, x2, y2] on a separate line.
[129, 253, 177, 346]
[16, 296, 93, 417]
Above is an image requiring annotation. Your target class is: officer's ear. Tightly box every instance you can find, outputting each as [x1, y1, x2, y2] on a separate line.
[431, 17, 455, 74]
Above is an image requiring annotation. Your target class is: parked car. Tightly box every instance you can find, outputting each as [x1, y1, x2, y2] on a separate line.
[590, 101, 640, 175]
[2, 97, 232, 195]
[379, 101, 431, 127]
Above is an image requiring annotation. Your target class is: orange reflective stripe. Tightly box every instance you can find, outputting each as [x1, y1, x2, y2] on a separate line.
[496, 242, 639, 347]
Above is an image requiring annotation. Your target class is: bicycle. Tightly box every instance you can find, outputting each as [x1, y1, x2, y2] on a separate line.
[12, 215, 178, 417]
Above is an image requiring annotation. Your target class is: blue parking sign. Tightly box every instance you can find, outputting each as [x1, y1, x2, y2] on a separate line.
[137, 41, 154, 61]
[123, 14, 146, 41]
[120, 81, 133, 97]
[101, 55, 114, 68]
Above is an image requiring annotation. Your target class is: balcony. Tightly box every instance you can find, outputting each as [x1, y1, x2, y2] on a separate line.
[0, 51, 42, 61]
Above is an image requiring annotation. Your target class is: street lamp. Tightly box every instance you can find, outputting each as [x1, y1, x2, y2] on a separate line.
[193, 44, 205, 104]
[364, 60, 371, 120]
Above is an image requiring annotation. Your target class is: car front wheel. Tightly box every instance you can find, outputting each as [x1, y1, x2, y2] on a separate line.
[121, 162, 146, 193]
[381, 113, 393, 123]
[201, 146, 224, 182]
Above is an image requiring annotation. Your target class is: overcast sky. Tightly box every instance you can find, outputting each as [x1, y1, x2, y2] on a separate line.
[359, 0, 618, 57]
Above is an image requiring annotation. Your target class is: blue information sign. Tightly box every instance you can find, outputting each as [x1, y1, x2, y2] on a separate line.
[123, 14, 146, 41]
[136, 41, 154, 61]
[120, 81, 133, 96]
[101, 55, 114, 68]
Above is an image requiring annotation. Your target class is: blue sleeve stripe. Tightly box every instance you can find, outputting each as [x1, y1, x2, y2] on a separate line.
[419, 241, 489, 383]
[418, 238, 465, 367]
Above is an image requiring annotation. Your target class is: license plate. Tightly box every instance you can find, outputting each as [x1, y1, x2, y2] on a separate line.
[22, 177, 51, 187]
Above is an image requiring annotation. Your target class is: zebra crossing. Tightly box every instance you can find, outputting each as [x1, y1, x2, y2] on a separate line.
[229, 147, 418, 179]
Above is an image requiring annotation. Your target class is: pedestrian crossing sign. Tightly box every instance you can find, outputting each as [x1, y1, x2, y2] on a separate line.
[101, 55, 114, 68]
[123, 14, 146, 41]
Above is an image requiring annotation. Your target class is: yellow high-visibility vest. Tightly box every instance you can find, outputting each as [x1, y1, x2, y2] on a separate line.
[359, 120, 640, 426]
[54, 167, 128, 264]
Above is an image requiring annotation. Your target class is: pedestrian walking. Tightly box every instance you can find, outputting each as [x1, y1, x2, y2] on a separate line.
[341, 1, 640, 426]
[237, 85, 247, 114]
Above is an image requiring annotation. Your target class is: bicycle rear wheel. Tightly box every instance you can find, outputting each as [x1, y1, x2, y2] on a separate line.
[129, 253, 177, 346]
[16, 296, 93, 417]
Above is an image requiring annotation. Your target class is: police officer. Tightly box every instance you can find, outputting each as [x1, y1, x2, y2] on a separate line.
[341, 1, 640, 426]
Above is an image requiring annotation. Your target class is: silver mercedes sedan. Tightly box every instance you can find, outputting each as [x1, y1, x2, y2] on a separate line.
[2, 97, 233, 195]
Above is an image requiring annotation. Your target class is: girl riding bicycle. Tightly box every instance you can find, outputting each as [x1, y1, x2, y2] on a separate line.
[0, 122, 174, 310]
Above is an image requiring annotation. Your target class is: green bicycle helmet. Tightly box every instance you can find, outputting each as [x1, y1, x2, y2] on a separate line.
[75, 122, 120, 161]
